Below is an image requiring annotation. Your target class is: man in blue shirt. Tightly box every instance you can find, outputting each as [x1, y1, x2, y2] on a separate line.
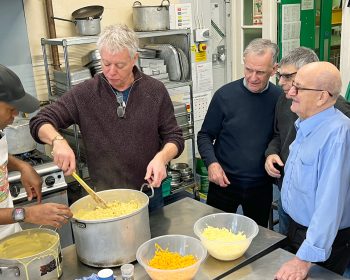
[274, 61, 350, 279]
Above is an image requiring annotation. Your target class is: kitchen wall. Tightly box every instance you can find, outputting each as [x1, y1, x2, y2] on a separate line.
[23, 0, 179, 100]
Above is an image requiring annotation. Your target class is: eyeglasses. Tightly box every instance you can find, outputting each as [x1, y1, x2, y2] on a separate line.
[291, 81, 333, 97]
[276, 71, 297, 80]
[116, 94, 126, 118]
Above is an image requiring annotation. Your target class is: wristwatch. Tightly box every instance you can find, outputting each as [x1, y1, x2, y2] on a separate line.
[51, 135, 64, 146]
[12, 207, 25, 222]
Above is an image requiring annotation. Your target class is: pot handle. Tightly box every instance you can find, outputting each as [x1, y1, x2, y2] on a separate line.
[51, 16, 75, 23]
[133, 1, 142, 7]
[140, 183, 154, 198]
[0, 266, 20, 277]
[161, 0, 170, 6]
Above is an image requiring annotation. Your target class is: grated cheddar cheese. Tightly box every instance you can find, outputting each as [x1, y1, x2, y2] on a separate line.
[148, 243, 198, 270]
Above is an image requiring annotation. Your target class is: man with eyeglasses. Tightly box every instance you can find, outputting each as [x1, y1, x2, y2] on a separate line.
[30, 24, 184, 211]
[265, 47, 350, 235]
[197, 39, 282, 227]
[273, 61, 350, 279]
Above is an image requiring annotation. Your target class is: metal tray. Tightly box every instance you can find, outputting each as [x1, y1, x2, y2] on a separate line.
[144, 44, 182, 81]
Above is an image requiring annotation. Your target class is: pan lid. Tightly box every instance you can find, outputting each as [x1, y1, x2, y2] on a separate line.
[72, 5, 104, 20]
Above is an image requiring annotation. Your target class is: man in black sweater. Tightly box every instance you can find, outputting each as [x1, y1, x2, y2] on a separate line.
[197, 39, 282, 227]
[265, 47, 350, 234]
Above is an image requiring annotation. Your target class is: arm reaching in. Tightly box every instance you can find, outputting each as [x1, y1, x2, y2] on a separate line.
[0, 203, 73, 228]
[8, 155, 42, 203]
[37, 123, 76, 175]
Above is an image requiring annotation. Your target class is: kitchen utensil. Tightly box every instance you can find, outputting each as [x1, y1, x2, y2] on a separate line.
[194, 213, 259, 261]
[71, 5, 104, 19]
[4, 117, 36, 155]
[0, 228, 62, 279]
[136, 234, 207, 280]
[52, 16, 101, 36]
[132, 0, 170, 31]
[72, 171, 108, 208]
[70, 189, 151, 267]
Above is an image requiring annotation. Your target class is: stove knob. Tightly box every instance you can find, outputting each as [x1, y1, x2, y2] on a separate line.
[45, 176, 56, 188]
[10, 185, 20, 197]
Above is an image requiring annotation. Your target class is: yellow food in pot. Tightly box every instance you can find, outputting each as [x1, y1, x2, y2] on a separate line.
[73, 200, 140, 220]
[201, 226, 248, 261]
[0, 231, 58, 259]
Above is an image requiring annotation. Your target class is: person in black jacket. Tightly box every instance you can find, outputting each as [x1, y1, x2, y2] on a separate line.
[265, 47, 350, 235]
[197, 39, 282, 227]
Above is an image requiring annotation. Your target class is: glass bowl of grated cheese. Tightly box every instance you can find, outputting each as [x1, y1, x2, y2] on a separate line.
[193, 213, 259, 261]
[136, 234, 207, 280]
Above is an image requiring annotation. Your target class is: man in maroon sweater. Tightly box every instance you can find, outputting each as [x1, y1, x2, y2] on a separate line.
[30, 24, 184, 211]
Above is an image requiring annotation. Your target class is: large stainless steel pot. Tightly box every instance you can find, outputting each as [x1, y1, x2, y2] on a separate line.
[52, 16, 101, 36]
[0, 228, 62, 280]
[4, 118, 36, 155]
[70, 189, 151, 267]
[132, 0, 170, 31]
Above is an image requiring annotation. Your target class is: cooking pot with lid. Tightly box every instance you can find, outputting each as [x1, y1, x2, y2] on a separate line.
[132, 0, 170, 31]
[70, 188, 152, 267]
[52, 16, 101, 36]
[0, 228, 62, 280]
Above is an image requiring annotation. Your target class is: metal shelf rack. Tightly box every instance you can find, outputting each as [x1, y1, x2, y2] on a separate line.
[41, 29, 199, 199]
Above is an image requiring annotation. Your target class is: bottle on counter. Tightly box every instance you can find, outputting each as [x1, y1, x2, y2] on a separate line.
[120, 263, 134, 280]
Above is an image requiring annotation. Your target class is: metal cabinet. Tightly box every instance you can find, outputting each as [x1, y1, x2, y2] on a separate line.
[41, 29, 199, 199]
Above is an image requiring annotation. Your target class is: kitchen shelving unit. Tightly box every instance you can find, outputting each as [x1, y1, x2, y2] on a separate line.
[41, 29, 199, 199]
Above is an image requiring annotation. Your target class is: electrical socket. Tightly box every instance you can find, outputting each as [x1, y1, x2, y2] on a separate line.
[194, 28, 210, 42]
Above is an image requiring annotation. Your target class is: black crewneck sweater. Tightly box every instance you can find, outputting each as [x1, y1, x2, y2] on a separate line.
[197, 78, 281, 187]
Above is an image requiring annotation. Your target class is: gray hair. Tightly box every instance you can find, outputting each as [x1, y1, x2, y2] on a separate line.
[280, 47, 319, 69]
[243, 38, 279, 65]
[97, 24, 139, 58]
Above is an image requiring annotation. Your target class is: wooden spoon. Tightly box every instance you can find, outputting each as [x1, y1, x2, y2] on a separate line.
[72, 171, 108, 209]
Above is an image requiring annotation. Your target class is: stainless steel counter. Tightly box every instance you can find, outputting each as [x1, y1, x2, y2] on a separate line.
[221, 248, 347, 280]
[60, 197, 287, 280]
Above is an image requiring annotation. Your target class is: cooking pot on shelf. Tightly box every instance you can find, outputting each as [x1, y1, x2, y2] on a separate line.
[52, 5, 104, 36]
[70, 187, 152, 267]
[4, 118, 36, 155]
[132, 0, 170, 31]
[52, 16, 101, 36]
[0, 228, 62, 280]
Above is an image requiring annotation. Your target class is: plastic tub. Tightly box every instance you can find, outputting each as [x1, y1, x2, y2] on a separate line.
[193, 213, 258, 261]
[136, 234, 207, 280]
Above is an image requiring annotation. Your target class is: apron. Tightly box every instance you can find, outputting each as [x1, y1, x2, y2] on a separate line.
[0, 133, 21, 240]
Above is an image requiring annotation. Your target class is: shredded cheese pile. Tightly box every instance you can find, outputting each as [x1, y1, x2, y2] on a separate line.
[74, 200, 140, 220]
[202, 226, 246, 242]
[148, 243, 198, 270]
[201, 226, 249, 261]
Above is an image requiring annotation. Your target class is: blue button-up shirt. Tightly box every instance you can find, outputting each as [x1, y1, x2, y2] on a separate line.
[282, 107, 350, 262]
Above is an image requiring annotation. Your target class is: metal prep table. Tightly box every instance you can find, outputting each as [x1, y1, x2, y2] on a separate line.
[221, 248, 347, 280]
[60, 197, 287, 279]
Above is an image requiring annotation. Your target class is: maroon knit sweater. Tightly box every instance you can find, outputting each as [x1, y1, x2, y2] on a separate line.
[30, 67, 184, 191]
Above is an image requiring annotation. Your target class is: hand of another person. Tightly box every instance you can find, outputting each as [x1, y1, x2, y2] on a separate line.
[20, 163, 43, 203]
[208, 162, 230, 187]
[25, 203, 73, 228]
[144, 155, 167, 188]
[265, 154, 284, 178]
[51, 140, 76, 176]
[274, 257, 311, 280]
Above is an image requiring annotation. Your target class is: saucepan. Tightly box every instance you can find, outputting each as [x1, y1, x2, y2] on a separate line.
[52, 16, 101, 36]
[52, 5, 104, 36]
